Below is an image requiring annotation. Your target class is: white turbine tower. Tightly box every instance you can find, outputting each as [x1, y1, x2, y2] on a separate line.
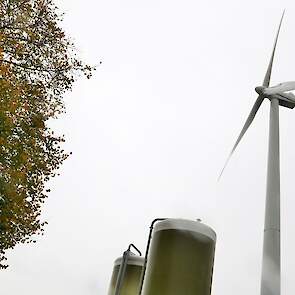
[220, 11, 295, 295]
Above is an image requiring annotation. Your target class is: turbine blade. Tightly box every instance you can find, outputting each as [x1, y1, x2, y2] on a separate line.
[219, 95, 264, 180]
[263, 10, 285, 87]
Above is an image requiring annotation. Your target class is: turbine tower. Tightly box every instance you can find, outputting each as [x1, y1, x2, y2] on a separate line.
[221, 11, 295, 295]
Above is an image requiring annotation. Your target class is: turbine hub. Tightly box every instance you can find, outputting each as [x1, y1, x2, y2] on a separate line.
[255, 86, 266, 95]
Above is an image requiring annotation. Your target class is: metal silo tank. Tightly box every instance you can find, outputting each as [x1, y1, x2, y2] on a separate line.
[141, 218, 216, 295]
[108, 254, 144, 295]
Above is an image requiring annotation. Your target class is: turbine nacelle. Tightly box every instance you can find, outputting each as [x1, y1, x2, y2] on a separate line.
[255, 84, 295, 109]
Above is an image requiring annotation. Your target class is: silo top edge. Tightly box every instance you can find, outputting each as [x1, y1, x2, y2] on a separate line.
[154, 218, 216, 241]
[114, 255, 145, 266]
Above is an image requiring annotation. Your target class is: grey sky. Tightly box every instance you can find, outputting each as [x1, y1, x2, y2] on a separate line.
[1, 0, 295, 294]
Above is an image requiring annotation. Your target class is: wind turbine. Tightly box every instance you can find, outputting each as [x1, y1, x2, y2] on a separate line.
[220, 11, 295, 295]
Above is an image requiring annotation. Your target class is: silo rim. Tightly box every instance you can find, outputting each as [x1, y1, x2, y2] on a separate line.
[154, 218, 216, 241]
[114, 255, 145, 267]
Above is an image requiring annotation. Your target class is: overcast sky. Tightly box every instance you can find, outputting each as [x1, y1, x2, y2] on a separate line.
[1, 0, 295, 294]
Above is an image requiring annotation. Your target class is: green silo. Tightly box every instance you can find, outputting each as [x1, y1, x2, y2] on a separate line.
[141, 219, 216, 295]
[108, 254, 144, 295]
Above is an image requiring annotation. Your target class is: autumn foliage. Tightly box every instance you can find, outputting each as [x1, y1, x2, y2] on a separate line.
[0, 0, 94, 268]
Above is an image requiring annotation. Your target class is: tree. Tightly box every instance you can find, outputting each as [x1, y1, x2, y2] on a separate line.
[0, 0, 95, 268]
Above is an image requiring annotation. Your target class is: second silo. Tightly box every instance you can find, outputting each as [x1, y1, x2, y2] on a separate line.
[108, 254, 144, 295]
[142, 218, 216, 295]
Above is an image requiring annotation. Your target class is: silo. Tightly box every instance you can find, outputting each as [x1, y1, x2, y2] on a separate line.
[108, 254, 144, 295]
[141, 219, 216, 295]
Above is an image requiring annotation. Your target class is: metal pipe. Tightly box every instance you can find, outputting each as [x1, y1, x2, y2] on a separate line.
[138, 218, 167, 295]
[128, 244, 142, 256]
[114, 250, 129, 295]
[261, 98, 280, 295]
